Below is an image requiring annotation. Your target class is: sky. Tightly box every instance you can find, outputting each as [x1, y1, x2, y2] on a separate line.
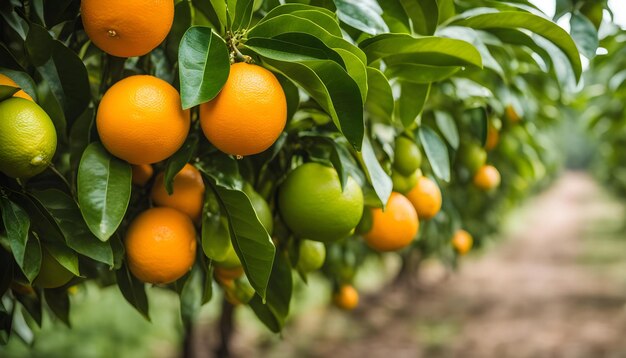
[529, 0, 626, 28]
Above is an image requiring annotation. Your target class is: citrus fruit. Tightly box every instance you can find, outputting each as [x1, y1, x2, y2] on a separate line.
[452, 229, 473, 255]
[0, 98, 57, 178]
[0, 73, 33, 101]
[243, 183, 274, 234]
[215, 241, 242, 269]
[393, 136, 421, 176]
[355, 208, 373, 235]
[80, 0, 174, 58]
[296, 240, 326, 273]
[392, 169, 420, 194]
[200, 63, 287, 156]
[131, 164, 153, 186]
[333, 284, 358, 310]
[223, 276, 255, 305]
[406, 176, 442, 220]
[96, 75, 190, 165]
[459, 141, 486, 174]
[151, 164, 205, 222]
[505, 104, 521, 123]
[278, 163, 363, 242]
[364, 192, 419, 252]
[473, 165, 501, 191]
[125, 207, 197, 284]
[485, 123, 499, 151]
[215, 266, 244, 284]
[33, 247, 74, 289]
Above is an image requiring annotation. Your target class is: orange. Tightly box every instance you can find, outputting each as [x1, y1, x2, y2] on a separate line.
[151, 164, 205, 222]
[200, 63, 287, 156]
[131, 164, 153, 186]
[333, 284, 359, 310]
[485, 124, 499, 151]
[473, 165, 501, 190]
[80, 0, 174, 58]
[406, 176, 442, 220]
[452, 229, 473, 255]
[364, 192, 419, 252]
[125, 207, 197, 284]
[96, 75, 190, 164]
[215, 266, 244, 284]
[505, 104, 521, 123]
[0, 73, 33, 101]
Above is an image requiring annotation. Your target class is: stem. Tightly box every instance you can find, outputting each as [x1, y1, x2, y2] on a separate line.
[49, 165, 73, 196]
[181, 321, 194, 358]
[215, 298, 235, 358]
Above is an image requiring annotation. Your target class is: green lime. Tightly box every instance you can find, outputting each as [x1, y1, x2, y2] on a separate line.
[393, 136, 421, 176]
[459, 141, 486, 174]
[215, 240, 241, 269]
[391, 169, 420, 194]
[34, 247, 74, 289]
[278, 163, 363, 242]
[0, 98, 57, 178]
[296, 240, 326, 272]
[243, 183, 274, 235]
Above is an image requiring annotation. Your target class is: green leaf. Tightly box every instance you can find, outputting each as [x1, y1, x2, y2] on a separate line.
[396, 82, 430, 127]
[259, 4, 337, 25]
[333, 0, 389, 35]
[178, 27, 230, 110]
[263, 58, 364, 150]
[0, 197, 39, 282]
[438, 0, 456, 24]
[419, 126, 450, 182]
[452, 11, 582, 80]
[386, 63, 459, 83]
[199, 167, 275, 299]
[191, 0, 225, 30]
[69, 108, 95, 173]
[399, 0, 438, 35]
[358, 135, 392, 206]
[0, 300, 10, 345]
[77, 143, 132, 242]
[29, 189, 114, 266]
[0, 85, 19, 102]
[334, 48, 368, 102]
[0, 69, 37, 101]
[45, 243, 80, 276]
[0, 249, 13, 297]
[245, 34, 344, 63]
[163, 135, 199, 195]
[116, 264, 150, 321]
[232, 0, 254, 31]
[44, 288, 71, 327]
[43, 0, 80, 27]
[248, 14, 366, 64]
[360, 34, 483, 68]
[25, 23, 53, 67]
[570, 11, 598, 59]
[36, 41, 91, 125]
[180, 265, 203, 326]
[259, 6, 343, 37]
[435, 111, 459, 149]
[249, 250, 292, 332]
[365, 67, 394, 123]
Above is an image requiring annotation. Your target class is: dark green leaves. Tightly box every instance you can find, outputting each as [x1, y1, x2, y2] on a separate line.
[178, 27, 230, 110]
[249, 251, 292, 332]
[0, 197, 39, 282]
[0, 85, 18, 102]
[452, 11, 582, 80]
[163, 135, 199, 195]
[116, 264, 150, 320]
[398, 0, 438, 35]
[358, 136, 392, 206]
[419, 126, 450, 182]
[77, 143, 131, 242]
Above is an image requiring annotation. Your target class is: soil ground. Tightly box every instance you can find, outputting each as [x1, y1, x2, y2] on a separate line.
[223, 172, 626, 358]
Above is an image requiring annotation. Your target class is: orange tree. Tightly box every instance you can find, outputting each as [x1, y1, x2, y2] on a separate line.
[0, 0, 597, 348]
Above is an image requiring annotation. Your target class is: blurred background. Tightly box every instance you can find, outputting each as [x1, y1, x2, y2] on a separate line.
[3, 1, 626, 358]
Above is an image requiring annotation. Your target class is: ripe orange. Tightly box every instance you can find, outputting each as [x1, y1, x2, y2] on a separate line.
[333, 284, 359, 310]
[96, 75, 190, 165]
[215, 266, 244, 284]
[125, 207, 197, 284]
[452, 229, 473, 255]
[151, 164, 205, 222]
[200, 63, 287, 156]
[485, 124, 499, 151]
[364, 192, 419, 252]
[0, 73, 33, 101]
[407, 176, 442, 220]
[80, 0, 174, 58]
[131, 164, 153, 186]
[473, 165, 501, 191]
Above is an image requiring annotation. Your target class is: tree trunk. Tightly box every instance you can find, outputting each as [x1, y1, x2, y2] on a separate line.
[215, 298, 235, 358]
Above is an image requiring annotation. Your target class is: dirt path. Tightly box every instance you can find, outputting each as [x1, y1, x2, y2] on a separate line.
[252, 172, 626, 358]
